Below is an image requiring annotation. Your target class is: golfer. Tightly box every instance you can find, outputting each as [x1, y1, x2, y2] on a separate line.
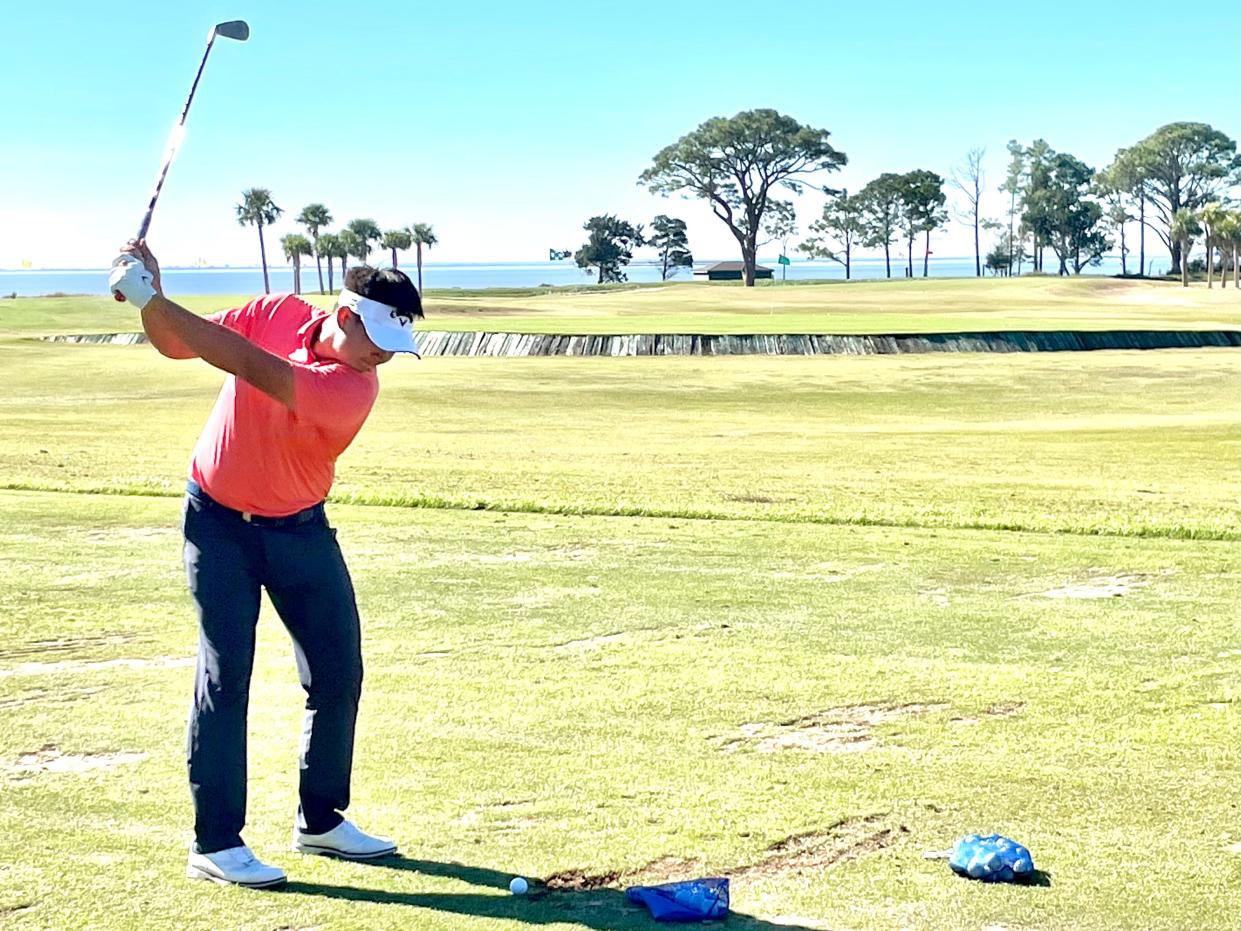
[110, 241, 421, 888]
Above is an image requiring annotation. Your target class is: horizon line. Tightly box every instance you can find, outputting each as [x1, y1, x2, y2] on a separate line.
[0, 254, 1135, 274]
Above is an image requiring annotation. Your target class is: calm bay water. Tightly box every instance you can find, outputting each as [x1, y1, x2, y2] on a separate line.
[0, 255, 1141, 298]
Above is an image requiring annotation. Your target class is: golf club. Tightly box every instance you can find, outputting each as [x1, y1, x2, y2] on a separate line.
[115, 20, 249, 300]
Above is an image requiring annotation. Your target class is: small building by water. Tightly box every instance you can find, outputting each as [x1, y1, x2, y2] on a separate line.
[694, 261, 774, 281]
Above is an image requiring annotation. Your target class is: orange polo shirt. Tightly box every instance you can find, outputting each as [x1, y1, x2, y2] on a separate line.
[189, 293, 379, 517]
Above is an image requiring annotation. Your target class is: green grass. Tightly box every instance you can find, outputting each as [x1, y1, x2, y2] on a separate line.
[0, 281, 1238, 929]
[0, 345, 1236, 540]
[3, 276, 1239, 337]
[0, 494, 1236, 930]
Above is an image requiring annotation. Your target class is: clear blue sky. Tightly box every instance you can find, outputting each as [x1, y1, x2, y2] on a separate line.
[3, 0, 1238, 269]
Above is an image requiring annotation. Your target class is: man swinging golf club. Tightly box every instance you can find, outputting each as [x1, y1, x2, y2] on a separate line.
[110, 241, 422, 888]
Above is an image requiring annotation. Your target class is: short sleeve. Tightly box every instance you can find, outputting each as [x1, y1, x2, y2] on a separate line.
[206, 297, 262, 337]
[291, 363, 378, 434]
[206, 293, 296, 338]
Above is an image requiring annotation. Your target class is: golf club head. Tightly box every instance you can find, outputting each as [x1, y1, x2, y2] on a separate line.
[212, 20, 250, 41]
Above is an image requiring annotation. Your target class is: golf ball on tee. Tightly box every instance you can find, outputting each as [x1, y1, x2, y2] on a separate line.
[509, 877, 529, 895]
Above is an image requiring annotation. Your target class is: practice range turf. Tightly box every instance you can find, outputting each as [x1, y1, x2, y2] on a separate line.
[0, 278, 1237, 930]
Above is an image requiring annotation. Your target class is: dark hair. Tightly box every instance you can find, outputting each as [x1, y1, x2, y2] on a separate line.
[344, 266, 424, 321]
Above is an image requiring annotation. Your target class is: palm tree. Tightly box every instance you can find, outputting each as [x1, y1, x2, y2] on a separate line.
[296, 203, 333, 294]
[344, 219, 381, 264]
[1199, 203, 1227, 289]
[1216, 212, 1241, 290]
[236, 188, 283, 293]
[410, 223, 438, 292]
[317, 232, 345, 292]
[280, 233, 313, 295]
[381, 228, 413, 267]
[1169, 209, 1201, 288]
[338, 229, 363, 279]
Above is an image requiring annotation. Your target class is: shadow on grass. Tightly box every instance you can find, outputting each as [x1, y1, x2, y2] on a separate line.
[280, 856, 823, 929]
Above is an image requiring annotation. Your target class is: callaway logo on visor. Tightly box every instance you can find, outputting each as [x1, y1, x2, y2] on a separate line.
[338, 288, 420, 356]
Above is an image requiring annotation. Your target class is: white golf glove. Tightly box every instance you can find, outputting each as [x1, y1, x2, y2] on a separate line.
[109, 254, 157, 309]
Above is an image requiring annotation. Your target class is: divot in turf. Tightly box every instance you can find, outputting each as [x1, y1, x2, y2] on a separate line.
[720, 703, 950, 753]
[5, 744, 147, 779]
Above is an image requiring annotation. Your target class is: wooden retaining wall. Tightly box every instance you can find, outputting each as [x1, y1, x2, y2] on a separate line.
[42, 330, 1241, 356]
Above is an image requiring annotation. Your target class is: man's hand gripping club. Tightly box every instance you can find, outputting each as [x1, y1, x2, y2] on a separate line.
[110, 241, 162, 309]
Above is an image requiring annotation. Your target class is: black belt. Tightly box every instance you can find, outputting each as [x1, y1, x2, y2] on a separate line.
[186, 480, 325, 527]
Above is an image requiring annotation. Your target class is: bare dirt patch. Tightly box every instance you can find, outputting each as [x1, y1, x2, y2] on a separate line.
[426, 547, 595, 570]
[553, 632, 629, 651]
[0, 635, 132, 660]
[985, 701, 1024, 717]
[0, 656, 194, 678]
[1034, 568, 1175, 600]
[721, 703, 950, 753]
[80, 528, 176, 544]
[545, 868, 624, 891]
[951, 701, 1025, 726]
[509, 586, 600, 608]
[551, 546, 596, 561]
[0, 685, 105, 710]
[5, 744, 146, 779]
[736, 815, 904, 880]
[771, 562, 887, 583]
[545, 815, 901, 891]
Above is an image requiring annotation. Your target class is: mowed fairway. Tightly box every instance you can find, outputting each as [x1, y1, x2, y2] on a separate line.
[0, 280, 1238, 930]
[5, 275, 1241, 337]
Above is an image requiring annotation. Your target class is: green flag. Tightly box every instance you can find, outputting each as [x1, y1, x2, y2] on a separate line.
[778, 255, 791, 266]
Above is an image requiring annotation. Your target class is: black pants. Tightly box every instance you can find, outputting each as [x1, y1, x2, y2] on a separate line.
[183, 482, 363, 854]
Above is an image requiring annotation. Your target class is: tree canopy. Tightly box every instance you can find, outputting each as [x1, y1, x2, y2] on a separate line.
[648, 215, 693, 281]
[381, 228, 413, 267]
[1023, 151, 1111, 274]
[639, 109, 845, 286]
[344, 219, 381, 262]
[574, 215, 644, 284]
[1114, 122, 1240, 272]
[800, 191, 865, 279]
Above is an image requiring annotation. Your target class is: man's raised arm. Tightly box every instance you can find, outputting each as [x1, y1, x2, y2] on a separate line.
[110, 241, 295, 409]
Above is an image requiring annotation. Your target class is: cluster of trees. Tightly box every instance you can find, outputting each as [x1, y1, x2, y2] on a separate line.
[799, 172, 948, 279]
[640, 109, 845, 287]
[1165, 203, 1241, 288]
[235, 116, 1236, 295]
[234, 188, 438, 295]
[628, 110, 1238, 286]
[571, 214, 693, 283]
[983, 124, 1240, 279]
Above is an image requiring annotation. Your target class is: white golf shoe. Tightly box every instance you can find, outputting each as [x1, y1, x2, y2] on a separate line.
[186, 844, 287, 889]
[293, 818, 397, 860]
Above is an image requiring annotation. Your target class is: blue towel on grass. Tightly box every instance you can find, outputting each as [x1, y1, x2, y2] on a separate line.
[948, 834, 1034, 882]
[625, 878, 729, 921]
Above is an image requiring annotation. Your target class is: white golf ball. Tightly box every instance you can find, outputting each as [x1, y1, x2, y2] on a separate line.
[509, 877, 529, 895]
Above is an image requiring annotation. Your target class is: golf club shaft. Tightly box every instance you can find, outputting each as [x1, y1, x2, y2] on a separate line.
[134, 34, 218, 241]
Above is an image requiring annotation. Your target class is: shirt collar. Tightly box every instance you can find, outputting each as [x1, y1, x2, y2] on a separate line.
[291, 312, 331, 363]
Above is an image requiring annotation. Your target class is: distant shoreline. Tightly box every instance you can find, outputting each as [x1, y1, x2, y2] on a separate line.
[0, 255, 1115, 274]
[0, 255, 1154, 298]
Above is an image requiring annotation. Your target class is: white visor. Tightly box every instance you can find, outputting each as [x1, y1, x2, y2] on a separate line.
[338, 288, 419, 355]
